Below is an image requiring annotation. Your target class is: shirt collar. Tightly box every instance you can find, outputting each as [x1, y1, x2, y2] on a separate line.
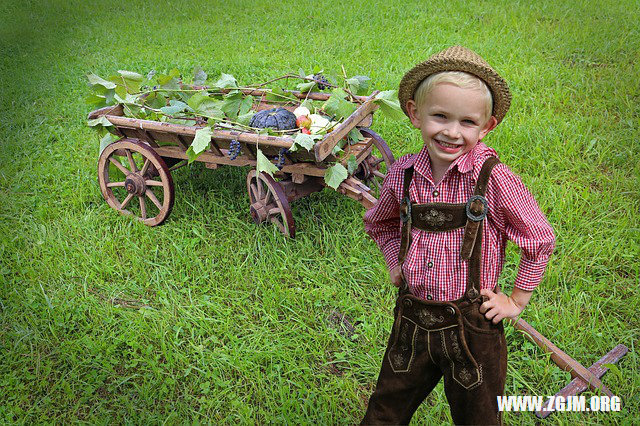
[412, 142, 494, 181]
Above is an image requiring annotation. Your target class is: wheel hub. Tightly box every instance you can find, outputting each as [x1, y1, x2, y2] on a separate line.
[124, 173, 146, 196]
[249, 201, 269, 224]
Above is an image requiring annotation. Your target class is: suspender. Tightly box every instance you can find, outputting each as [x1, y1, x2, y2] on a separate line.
[398, 157, 500, 301]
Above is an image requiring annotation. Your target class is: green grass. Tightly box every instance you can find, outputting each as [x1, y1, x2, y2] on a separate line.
[1, 0, 639, 423]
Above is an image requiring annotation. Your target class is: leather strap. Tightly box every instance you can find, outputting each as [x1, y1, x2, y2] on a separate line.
[397, 166, 414, 265]
[460, 157, 500, 260]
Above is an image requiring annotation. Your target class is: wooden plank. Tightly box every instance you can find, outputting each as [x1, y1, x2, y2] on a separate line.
[313, 91, 380, 162]
[150, 132, 185, 148]
[103, 115, 296, 149]
[535, 344, 628, 419]
[153, 146, 328, 177]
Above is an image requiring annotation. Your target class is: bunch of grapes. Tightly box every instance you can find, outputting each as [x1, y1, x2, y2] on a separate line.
[228, 139, 241, 160]
[276, 148, 289, 170]
[313, 73, 330, 90]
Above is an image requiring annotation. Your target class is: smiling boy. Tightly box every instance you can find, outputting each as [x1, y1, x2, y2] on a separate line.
[361, 46, 555, 424]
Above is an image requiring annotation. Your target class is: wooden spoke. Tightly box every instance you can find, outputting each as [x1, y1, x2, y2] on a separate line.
[257, 179, 263, 199]
[145, 188, 163, 210]
[145, 179, 164, 187]
[250, 183, 259, 201]
[139, 196, 147, 220]
[125, 149, 137, 172]
[372, 170, 385, 178]
[268, 207, 281, 216]
[106, 181, 125, 188]
[109, 157, 131, 175]
[264, 188, 273, 204]
[270, 215, 285, 234]
[121, 193, 134, 210]
[140, 158, 151, 176]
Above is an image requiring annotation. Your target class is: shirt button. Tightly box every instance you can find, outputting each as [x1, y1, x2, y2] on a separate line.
[427, 261, 434, 268]
[426, 294, 433, 300]
[432, 190, 439, 197]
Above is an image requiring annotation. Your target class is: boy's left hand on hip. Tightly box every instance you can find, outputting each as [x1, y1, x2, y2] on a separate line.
[479, 289, 524, 324]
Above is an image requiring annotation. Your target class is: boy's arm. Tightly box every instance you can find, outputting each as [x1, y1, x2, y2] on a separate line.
[363, 175, 402, 273]
[481, 163, 555, 321]
[489, 163, 556, 292]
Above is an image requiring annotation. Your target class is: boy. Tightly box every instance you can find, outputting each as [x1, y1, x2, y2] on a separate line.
[361, 46, 555, 425]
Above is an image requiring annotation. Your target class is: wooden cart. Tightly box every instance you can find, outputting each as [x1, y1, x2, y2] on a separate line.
[88, 88, 395, 237]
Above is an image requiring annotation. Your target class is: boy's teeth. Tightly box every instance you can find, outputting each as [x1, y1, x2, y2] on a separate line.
[438, 140, 458, 148]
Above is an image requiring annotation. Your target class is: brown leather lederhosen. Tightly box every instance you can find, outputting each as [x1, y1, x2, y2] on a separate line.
[362, 157, 507, 425]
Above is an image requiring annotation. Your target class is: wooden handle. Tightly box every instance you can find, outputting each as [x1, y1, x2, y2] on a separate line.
[313, 91, 380, 162]
[511, 318, 613, 396]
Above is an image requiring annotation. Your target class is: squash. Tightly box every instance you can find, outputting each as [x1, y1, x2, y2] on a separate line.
[249, 107, 297, 130]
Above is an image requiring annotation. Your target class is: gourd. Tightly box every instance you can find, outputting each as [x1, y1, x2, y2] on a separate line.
[249, 107, 297, 130]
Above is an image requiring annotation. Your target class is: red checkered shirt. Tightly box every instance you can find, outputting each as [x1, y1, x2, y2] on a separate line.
[364, 142, 555, 301]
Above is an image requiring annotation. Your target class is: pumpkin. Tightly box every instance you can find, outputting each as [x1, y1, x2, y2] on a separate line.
[249, 107, 297, 130]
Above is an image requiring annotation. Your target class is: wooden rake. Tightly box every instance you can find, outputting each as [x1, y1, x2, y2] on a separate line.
[511, 318, 628, 418]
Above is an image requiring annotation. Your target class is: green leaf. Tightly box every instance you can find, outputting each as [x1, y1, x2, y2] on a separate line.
[221, 92, 245, 120]
[215, 73, 238, 89]
[347, 128, 364, 144]
[117, 70, 144, 81]
[347, 154, 358, 174]
[290, 132, 321, 152]
[160, 100, 189, 115]
[237, 111, 255, 125]
[255, 148, 279, 177]
[188, 92, 224, 119]
[265, 87, 288, 102]
[192, 66, 207, 85]
[145, 91, 168, 109]
[374, 90, 405, 120]
[324, 163, 348, 189]
[297, 81, 316, 92]
[239, 95, 253, 116]
[186, 127, 213, 163]
[87, 73, 116, 89]
[157, 69, 181, 90]
[87, 116, 113, 128]
[99, 132, 119, 156]
[346, 75, 370, 95]
[323, 88, 357, 120]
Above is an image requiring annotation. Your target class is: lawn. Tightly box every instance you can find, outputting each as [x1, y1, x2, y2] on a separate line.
[1, 0, 639, 424]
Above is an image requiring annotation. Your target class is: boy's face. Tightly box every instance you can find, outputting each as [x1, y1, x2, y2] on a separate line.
[407, 82, 497, 171]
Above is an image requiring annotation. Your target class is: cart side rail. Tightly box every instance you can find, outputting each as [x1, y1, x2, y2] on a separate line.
[313, 91, 380, 162]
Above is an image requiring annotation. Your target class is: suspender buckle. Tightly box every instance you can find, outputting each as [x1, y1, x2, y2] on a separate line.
[465, 195, 488, 222]
[400, 197, 412, 223]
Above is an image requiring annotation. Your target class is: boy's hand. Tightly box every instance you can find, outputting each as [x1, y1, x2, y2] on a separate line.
[479, 288, 532, 324]
[390, 265, 404, 287]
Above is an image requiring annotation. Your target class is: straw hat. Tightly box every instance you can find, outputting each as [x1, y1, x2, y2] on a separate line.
[398, 46, 511, 123]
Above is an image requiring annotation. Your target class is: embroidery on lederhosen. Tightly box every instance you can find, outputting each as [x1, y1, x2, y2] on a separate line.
[388, 317, 418, 373]
[441, 329, 482, 389]
[418, 209, 454, 227]
[418, 308, 444, 328]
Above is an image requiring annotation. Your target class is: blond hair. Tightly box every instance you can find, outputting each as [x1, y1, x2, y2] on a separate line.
[413, 71, 493, 120]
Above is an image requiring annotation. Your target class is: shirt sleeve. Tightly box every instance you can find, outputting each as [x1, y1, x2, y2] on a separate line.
[363, 171, 402, 272]
[488, 163, 556, 291]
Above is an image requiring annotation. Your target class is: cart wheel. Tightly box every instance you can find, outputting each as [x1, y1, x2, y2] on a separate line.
[355, 128, 395, 197]
[98, 139, 174, 226]
[246, 169, 296, 238]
